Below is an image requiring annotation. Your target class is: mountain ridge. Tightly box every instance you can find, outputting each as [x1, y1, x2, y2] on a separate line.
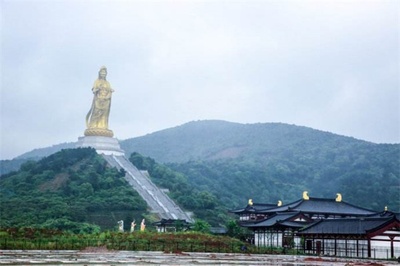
[13, 120, 390, 162]
[2, 120, 397, 176]
[1, 120, 398, 226]
[119, 120, 386, 163]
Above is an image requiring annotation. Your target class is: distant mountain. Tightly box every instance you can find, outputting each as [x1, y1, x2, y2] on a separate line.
[0, 142, 76, 175]
[120, 120, 399, 212]
[7, 120, 394, 165]
[2, 120, 399, 213]
[120, 120, 377, 163]
[17, 142, 77, 160]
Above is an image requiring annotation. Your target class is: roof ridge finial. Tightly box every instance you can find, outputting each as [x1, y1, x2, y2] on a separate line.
[248, 199, 253, 206]
[303, 191, 309, 200]
[335, 193, 342, 202]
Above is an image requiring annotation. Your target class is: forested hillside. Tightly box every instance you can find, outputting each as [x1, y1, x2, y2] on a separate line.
[3, 120, 399, 216]
[122, 121, 400, 212]
[120, 120, 394, 163]
[0, 148, 148, 232]
[128, 152, 230, 226]
[168, 157, 399, 212]
[0, 148, 233, 231]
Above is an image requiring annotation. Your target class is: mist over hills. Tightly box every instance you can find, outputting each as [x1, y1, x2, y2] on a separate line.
[120, 120, 377, 163]
[11, 120, 395, 164]
[0, 143, 76, 176]
[1, 120, 399, 213]
[119, 120, 399, 211]
[16, 142, 77, 160]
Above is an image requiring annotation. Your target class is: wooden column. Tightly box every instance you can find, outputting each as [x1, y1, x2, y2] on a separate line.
[334, 238, 337, 256]
[367, 238, 371, 258]
[321, 236, 324, 255]
[356, 239, 359, 257]
[263, 229, 266, 247]
[390, 236, 394, 259]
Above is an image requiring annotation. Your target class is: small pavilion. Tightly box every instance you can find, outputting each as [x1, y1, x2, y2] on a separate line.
[153, 219, 191, 233]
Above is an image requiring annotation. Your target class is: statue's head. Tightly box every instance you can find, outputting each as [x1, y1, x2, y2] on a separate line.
[99, 66, 107, 79]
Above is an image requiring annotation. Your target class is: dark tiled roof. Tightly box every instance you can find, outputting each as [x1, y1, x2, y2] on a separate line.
[280, 221, 309, 228]
[298, 217, 397, 235]
[367, 211, 399, 218]
[259, 197, 375, 216]
[243, 212, 306, 228]
[258, 199, 303, 213]
[153, 219, 190, 226]
[230, 203, 277, 214]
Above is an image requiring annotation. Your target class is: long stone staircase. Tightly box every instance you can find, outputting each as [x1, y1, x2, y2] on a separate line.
[102, 154, 193, 223]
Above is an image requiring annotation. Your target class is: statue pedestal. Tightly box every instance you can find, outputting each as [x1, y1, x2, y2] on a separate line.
[76, 136, 125, 156]
[84, 128, 114, 138]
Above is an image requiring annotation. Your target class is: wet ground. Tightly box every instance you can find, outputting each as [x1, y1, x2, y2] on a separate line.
[0, 250, 397, 265]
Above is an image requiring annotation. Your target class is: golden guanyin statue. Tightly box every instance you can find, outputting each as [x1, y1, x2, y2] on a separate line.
[84, 66, 114, 137]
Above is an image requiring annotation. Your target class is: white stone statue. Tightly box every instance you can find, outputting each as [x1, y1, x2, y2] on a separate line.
[130, 220, 136, 232]
[140, 219, 146, 231]
[117, 220, 124, 232]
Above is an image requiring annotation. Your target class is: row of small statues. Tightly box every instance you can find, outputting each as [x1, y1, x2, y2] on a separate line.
[117, 219, 146, 232]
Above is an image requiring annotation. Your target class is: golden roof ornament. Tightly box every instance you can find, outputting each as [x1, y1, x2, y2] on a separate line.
[335, 193, 342, 202]
[277, 200, 282, 206]
[248, 199, 253, 206]
[384, 206, 388, 211]
[303, 191, 309, 200]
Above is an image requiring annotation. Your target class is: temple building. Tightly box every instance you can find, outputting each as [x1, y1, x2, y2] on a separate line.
[298, 214, 399, 259]
[230, 192, 400, 259]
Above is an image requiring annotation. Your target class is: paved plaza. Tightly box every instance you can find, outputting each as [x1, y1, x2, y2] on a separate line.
[0, 250, 397, 265]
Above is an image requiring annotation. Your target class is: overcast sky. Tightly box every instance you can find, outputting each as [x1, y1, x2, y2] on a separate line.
[1, 0, 399, 160]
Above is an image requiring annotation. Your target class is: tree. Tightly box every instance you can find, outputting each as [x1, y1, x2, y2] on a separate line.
[192, 219, 211, 234]
[226, 219, 249, 240]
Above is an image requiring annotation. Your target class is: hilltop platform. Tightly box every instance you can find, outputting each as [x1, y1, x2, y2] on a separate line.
[76, 136, 125, 156]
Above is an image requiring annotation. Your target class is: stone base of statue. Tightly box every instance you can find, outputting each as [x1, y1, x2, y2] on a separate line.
[77, 136, 125, 156]
[84, 128, 114, 138]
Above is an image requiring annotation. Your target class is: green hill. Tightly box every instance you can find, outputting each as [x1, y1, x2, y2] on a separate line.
[2, 120, 399, 225]
[0, 147, 231, 230]
[121, 120, 400, 212]
[0, 148, 148, 232]
[120, 120, 384, 163]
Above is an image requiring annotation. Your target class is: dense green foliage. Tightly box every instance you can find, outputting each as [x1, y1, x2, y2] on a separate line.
[168, 156, 399, 211]
[129, 153, 231, 226]
[2, 120, 399, 232]
[123, 121, 400, 212]
[0, 148, 147, 232]
[0, 228, 257, 254]
[0, 158, 29, 176]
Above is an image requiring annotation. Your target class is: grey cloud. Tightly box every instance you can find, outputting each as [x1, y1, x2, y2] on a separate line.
[1, 0, 398, 159]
